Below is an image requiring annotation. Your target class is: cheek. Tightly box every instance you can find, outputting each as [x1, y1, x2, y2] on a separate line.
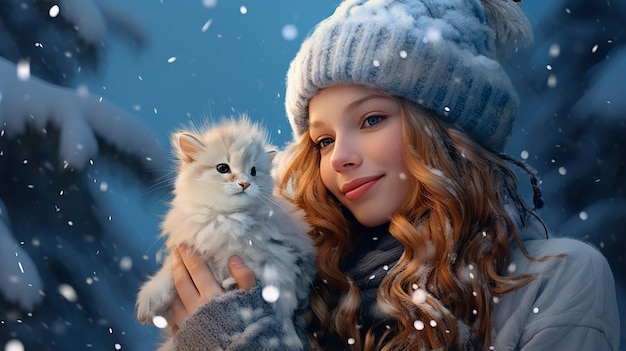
[384, 132, 411, 190]
[318, 156, 338, 195]
[387, 133, 406, 168]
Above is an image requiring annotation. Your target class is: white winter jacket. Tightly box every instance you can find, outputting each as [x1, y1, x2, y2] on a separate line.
[493, 217, 620, 350]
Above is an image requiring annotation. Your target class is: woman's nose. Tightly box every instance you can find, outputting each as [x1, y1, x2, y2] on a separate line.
[330, 136, 361, 171]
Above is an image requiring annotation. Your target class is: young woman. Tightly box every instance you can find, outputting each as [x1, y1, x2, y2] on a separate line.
[166, 0, 620, 350]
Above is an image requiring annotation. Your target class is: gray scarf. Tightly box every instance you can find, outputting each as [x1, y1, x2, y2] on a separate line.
[342, 219, 404, 332]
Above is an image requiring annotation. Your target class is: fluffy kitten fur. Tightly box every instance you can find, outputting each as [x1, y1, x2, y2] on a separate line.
[136, 116, 316, 350]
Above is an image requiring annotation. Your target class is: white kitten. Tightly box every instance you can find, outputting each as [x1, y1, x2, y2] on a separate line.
[136, 116, 316, 350]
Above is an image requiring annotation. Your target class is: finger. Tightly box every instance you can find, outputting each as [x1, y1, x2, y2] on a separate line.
[170, 296, 186, 335]
[171, 248, 202, 314]
[228, 255, 256, 290]
[177, 246, 223, 300]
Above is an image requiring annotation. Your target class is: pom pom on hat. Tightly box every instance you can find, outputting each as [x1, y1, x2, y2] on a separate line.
[285, 0, 532, 151]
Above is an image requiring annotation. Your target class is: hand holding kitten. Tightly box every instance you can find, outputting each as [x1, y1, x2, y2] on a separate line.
[168, 247, 256, 334]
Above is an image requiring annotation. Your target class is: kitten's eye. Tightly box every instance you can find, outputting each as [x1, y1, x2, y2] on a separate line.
[250, 166, 257, 176]
[216, 163, 230, 173]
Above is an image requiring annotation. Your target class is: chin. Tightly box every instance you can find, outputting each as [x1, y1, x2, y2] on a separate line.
[353, 212, 392, 228]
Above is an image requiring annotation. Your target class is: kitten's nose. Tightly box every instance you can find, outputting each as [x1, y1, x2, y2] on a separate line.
[238, 181, 250, 190]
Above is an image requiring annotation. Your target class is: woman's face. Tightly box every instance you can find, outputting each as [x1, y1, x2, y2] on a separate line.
[308, 84, 412, 227]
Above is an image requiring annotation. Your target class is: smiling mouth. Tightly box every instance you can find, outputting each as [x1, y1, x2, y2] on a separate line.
[342, 176, 383, 201]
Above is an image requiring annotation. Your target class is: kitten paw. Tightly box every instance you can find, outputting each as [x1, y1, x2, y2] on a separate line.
[136, 283, 174, 324]
[136, 298, 159, 324]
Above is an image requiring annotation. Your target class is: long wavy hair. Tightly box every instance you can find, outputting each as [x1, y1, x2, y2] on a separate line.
[277, 98, 546, 350]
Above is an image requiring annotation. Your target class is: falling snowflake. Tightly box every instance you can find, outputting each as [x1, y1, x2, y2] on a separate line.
[548, 43, 560, 57]
[414, 320, 425, 330]
[4, 339, 25, 351]
[412, 288, 427, 304]
[262, 285, 280, 303]
[520, 150, 529, 160]
[282, 24, 298, 41]
[202, 0, 217, 8]
[49, 5, 60, 18]
[119, 256, 133, 271]
[153, 316, 168, 329]
[547, 74, 557, 88]
[58, 284, 77, 302]
[202, 19, 213, 32]
[423, 27, 442, 43]
[507, 263, 517, 273]
[17, 60, 30, 81]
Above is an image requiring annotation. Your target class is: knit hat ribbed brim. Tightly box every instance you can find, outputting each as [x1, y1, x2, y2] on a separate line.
[285, 0, 532, 151]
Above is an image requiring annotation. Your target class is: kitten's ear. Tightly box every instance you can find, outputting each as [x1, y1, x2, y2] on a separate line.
[267, 149, 278, 163]
[175, 133, 204, 163]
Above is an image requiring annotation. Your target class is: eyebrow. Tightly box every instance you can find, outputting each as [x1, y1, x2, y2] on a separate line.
[309, 93, 393, 130]
[346, 93, 392, 111]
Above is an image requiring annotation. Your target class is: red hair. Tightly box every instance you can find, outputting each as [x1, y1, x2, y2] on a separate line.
[277, 99, 546, 350]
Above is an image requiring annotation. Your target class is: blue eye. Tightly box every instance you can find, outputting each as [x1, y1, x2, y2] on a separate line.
[250, 166, 257, 176]
[363, 115, 384, 127]
[318, 137, 334, 148]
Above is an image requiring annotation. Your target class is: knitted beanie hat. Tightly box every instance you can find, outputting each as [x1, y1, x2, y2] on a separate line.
[285, 0, 532, 151]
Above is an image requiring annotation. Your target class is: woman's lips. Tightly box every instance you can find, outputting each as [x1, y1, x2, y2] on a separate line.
[341, 175, 383, 201]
